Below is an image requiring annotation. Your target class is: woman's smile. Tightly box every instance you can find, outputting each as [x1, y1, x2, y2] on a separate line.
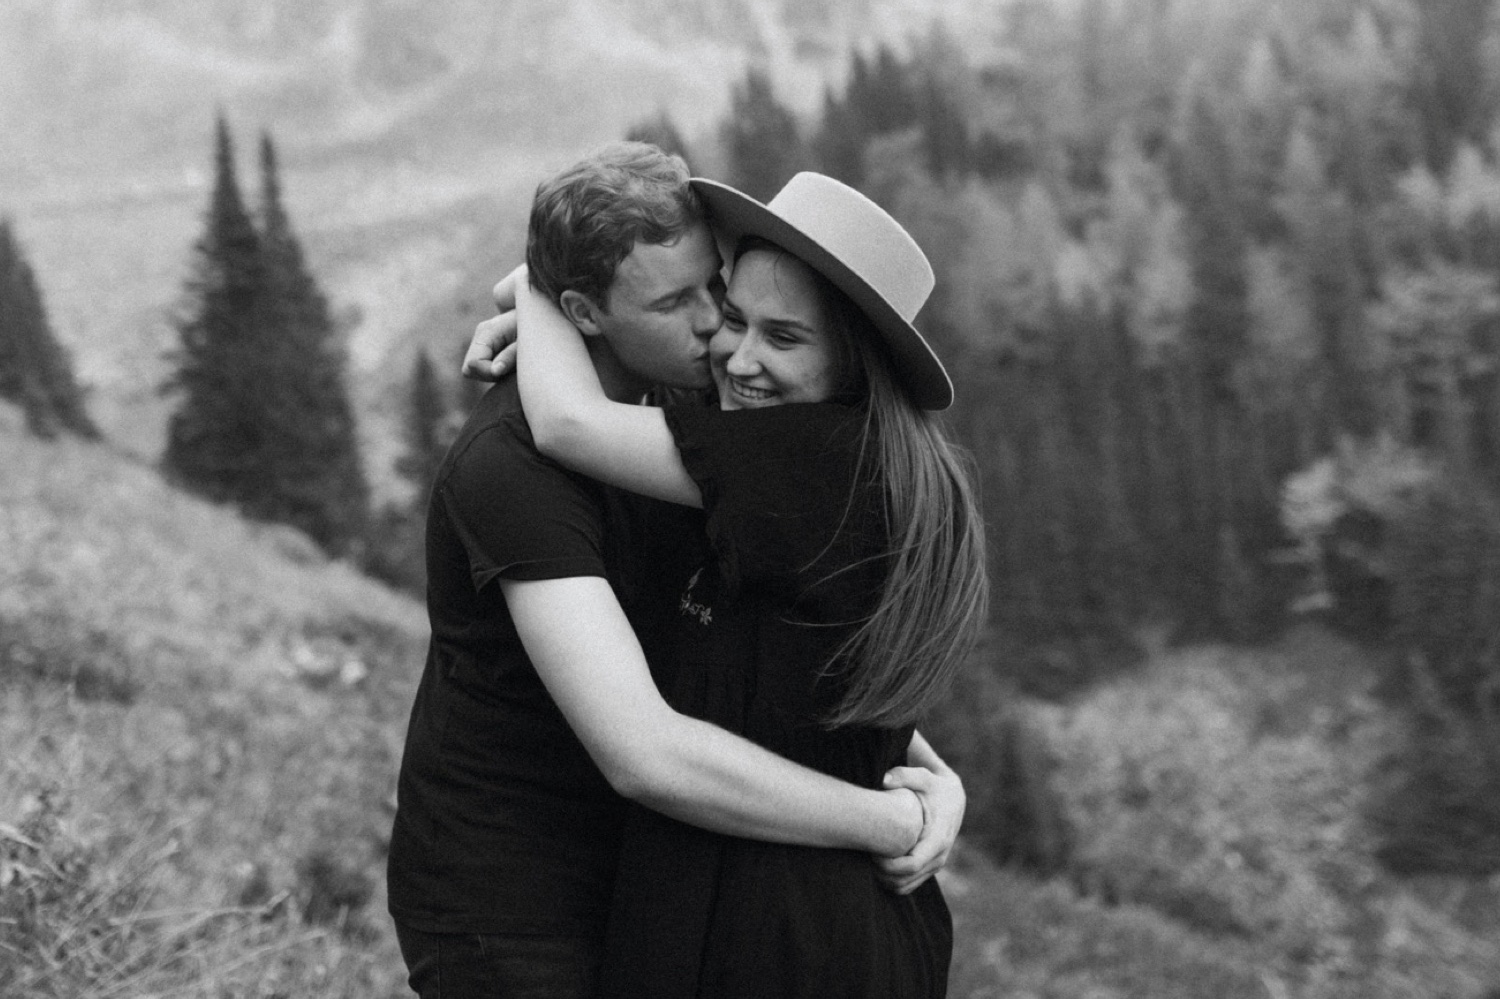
[723, 377, 778, 405]
[712, 249, 845, 411]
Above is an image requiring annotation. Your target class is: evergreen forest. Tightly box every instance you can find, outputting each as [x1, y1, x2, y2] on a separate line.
[665, 0, 1500, 895]
[692, 0, 1500, 668]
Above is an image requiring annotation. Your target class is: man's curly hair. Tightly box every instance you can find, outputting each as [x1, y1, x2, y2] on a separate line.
[526, 142, 707, 309]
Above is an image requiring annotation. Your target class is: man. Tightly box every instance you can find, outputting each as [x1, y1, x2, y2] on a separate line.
[389, 142, 960, 999]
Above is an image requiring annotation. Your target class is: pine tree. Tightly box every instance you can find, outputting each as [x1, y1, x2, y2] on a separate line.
[861, 45, 920, 136]
[256, 131, 369, 556]
[0, 219, 98, 439]
[1410, 0, 1497, 174]
[162, 116, 268, 503]
[163, 118, 368, 558]
[813, 45, 937, 188]
[366, 350, 455, 595]
[813, 84, 867, 185]
[1174, 97, 1250, 391]
[919, 73, 972, 183]
[395, 349, 450, 501]
[720, 67, 807, 201]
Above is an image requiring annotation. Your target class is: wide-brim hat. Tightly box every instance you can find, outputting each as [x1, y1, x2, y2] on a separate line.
[690, 172, 953, 411]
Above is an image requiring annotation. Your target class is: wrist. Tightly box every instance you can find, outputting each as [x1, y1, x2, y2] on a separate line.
[883, 787, 923, 856]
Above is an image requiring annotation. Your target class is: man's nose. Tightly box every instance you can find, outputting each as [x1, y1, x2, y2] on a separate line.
[691, 290, 722, 336]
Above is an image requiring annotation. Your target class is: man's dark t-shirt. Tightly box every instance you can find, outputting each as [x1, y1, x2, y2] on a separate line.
[386, 379, 697, 937]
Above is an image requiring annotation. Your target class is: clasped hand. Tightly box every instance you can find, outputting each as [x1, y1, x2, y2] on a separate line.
[877, 765, 964, 895]
[461, 267, 526, 382]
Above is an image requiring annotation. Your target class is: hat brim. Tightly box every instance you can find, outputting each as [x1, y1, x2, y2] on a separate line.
[691, 178, 954, 411]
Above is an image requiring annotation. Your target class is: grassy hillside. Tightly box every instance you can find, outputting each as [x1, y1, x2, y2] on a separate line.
[5, 412, 1499, 996]
[0, 406, 426, 996]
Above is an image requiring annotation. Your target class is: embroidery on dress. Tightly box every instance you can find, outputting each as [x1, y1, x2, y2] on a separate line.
[678, 566, 713, 625]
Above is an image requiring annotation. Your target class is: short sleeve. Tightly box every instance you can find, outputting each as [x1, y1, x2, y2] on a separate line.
[663, 403, 882, 595]
[437, 414, 609, 592]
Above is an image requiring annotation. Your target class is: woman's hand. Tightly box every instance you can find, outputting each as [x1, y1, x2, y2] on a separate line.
[463, 311, 517, 381]
[461, 266, 526, 382]
[874, 765, 966, 895]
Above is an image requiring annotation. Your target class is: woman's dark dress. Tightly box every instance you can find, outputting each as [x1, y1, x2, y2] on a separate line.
[599, 402, 952, 999]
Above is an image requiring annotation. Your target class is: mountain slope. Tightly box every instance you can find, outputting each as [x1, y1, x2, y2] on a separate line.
[3, 0, 996, 490]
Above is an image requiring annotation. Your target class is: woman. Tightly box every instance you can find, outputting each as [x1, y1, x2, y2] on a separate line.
[515, 172, 988, 998]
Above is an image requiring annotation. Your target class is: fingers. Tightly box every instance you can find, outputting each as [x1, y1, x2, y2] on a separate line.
[876, 764, 958, 895]
[874, 805, 951, 893]
[467, 342, 517, 381]
[875, 853, 924, 878]
[485, 311, 519, 350]
[900, 836, 948, 878]
[872, 762, 965, 896]
[882, 766, 936, 793]
[891, 767, 965, 842]
[462, 312, 518, 382]
[877, 873, 933, 895]
[875, 848, 946, 895]
[874, 858, 936, 895]
[463, 265, 528, 382]
[491, 341, 517, 377]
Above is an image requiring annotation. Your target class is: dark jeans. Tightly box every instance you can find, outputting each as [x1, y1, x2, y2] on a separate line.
[394, 921, 602, 999]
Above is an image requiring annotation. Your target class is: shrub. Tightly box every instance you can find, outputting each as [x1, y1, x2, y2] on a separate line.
[1371, 705, 1500, 876]
[1276, 435, 1435, 638]
[1384, 477, 1500, 722]
[944, 853, 1273, 999]
[359, 502, 427, 597]
[0, 611, 139, 704]
[1369, 473, 1500, 876]
[295, 847, 375, 934]
[925, 647, 1075, 873]
[1037, 642, 1388, 974]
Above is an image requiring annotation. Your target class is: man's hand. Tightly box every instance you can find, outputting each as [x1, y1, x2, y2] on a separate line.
[461, 266, 526, 382]
[874, 765, 965, 895]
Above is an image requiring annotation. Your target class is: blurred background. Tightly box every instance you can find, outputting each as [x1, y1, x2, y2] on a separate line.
[5, 0, 1500, 996]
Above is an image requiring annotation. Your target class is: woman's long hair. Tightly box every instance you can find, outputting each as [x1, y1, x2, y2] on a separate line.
[823, 313, 990, 728]
[732, 236, 989, 727]
[786, 261, 989, 729]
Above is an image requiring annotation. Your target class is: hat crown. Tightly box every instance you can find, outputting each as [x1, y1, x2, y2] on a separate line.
[764, 174, 934, 322]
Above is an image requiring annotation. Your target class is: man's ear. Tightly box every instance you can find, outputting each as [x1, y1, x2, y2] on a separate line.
[558, 289, 606, 337]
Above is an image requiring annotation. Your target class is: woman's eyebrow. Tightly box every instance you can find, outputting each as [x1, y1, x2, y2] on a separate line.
[723, 293, 817, 334]
[764, 316, 818, 335]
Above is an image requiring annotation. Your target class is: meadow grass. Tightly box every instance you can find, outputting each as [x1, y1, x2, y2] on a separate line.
[1, 414, 423, 997]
